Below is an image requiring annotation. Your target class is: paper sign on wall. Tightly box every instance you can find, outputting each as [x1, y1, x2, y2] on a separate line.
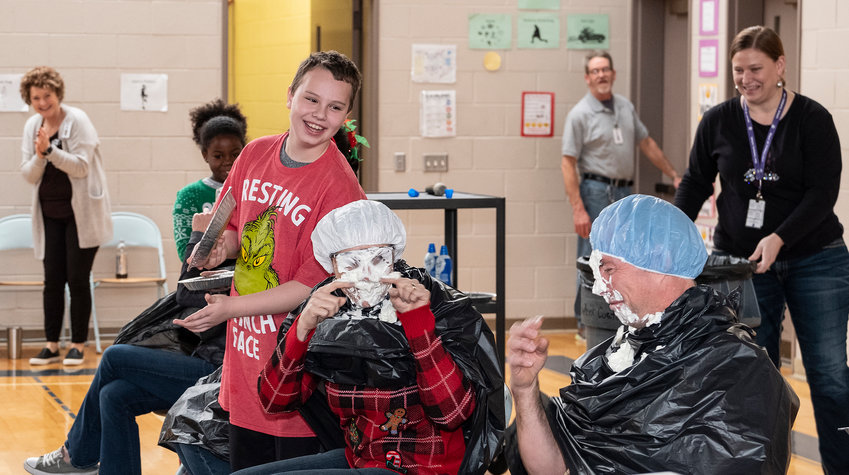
[566, 14, 609, 50]
[420, 90, 456, 138]
[521, 92, 554, 137]
[699, 40, 718, 77]
[412, 44, 457, 83]
[518, 13, 559, 49]
[468, 14, 512, 50]
[698, 83, 718, 121]
[0, 74, 28, 112]
[121, 74, 168, 111]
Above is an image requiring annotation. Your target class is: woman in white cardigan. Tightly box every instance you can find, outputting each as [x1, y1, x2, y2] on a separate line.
[19, 66, 112, 366]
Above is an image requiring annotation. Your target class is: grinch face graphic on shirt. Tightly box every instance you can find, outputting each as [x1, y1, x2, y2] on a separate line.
[234, 206, 280, 295]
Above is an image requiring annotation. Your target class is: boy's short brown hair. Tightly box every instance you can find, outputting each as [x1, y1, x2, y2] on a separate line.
[20, 66, 65, 105]
[289, 51, 361, 112]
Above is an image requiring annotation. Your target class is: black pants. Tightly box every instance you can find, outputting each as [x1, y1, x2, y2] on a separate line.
[42, 214, 98, 343]
[228, 424, 321, 471]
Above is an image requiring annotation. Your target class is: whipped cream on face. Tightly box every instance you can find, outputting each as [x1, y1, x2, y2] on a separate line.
[589, 250, 663, 328]
[339, 270, 401, 309]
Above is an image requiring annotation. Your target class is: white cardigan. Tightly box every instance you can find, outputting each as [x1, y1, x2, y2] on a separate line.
[20, 104, 112, 259]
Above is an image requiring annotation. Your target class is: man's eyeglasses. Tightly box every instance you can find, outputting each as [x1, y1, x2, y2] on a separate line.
[588, 67, 612, 76]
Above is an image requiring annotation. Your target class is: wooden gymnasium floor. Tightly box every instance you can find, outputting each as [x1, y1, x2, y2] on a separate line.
[0, 332, 823, 474]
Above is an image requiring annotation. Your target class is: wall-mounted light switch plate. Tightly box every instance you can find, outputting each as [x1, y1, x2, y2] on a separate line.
[423, 153, 448, 172]
[394, 152, 406, 171]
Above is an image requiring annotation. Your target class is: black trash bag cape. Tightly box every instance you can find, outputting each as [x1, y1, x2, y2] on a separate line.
[113, 291, 200, 355]
[158, 366, 229, 461]
[273, 260, 505, 475]
[509, 285, 799, 475]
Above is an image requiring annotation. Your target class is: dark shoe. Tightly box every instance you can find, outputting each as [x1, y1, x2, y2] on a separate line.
[62, 348, 84, 366]
[29, 348, 61, 365]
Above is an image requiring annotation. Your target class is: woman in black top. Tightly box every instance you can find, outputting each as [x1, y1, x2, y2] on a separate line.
[19, 66, 112, 366]
[674, 26, 849, 473]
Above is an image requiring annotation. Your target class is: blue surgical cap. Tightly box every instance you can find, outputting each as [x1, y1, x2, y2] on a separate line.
[589, 194, 707, 279]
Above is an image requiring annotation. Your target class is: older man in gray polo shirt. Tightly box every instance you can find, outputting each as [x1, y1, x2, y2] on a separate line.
[561, 50, 681, 338]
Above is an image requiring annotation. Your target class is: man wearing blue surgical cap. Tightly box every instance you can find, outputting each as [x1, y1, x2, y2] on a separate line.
[506, 195, 798, 474]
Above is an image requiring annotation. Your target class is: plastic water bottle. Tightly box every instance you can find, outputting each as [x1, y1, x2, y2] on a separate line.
[424, 243, 438, 278]
[436, 245, 452, 286]
[116, 240, 128, 279]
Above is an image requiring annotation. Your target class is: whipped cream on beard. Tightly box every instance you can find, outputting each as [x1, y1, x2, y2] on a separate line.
[338, 270, 401, 309]
[589, 250, 663, 328]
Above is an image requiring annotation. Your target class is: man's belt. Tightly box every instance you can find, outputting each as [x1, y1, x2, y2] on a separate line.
[582, 173, 633, 187]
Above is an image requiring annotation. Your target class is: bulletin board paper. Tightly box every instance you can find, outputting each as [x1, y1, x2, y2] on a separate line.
[411, 44, 457, 84]
[699, 39, 718, 77]
[518, 0, 560, 10]
[0, 74, 28, 112]
[518, 13, 559, 49]
[469, 14, 512, 50]
[566, 14, 609, 50]
[521, 92, 554, 137]
[120, 74, 168, 111]
[700, 0, 719, 35]
[420, 90, 456, 138]
[698, 83, 719, 121]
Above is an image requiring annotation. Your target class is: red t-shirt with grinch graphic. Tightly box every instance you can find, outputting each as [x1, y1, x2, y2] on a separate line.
[218, 132, 365, 437]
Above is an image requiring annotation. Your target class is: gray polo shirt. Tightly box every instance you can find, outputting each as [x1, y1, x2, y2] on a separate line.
[561, 92, 649, 180]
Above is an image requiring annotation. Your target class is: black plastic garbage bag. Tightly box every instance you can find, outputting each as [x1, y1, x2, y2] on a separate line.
[506, 285, 798, 475]
[276, 260, 505, 475]
[114, 291, 200, 354]
[159, 366, 229, 461]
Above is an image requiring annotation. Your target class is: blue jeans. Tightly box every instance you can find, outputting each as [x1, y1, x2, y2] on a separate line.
[176, 443, 230, 475]
[751, 242, 849, 473]
[65, 344, 217, 475]
[574, 179, 632, 326]
[232, 448, 392, 475]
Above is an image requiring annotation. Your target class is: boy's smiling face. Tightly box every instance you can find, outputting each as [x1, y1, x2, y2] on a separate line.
[286, 67, 352, 162]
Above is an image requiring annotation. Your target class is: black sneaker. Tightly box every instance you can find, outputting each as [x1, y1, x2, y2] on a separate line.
[62, 348, 84, 366]
[29, 348, 61, 365]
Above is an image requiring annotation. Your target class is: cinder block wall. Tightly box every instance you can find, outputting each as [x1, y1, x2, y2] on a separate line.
[799, 0, 849, 363]
[374, 0, 634, 327]
[0, 0, 225, 332]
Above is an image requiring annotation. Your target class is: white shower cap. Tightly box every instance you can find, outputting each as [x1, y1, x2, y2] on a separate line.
[312, 200, 407, 273]
[589, 194, 707, 279]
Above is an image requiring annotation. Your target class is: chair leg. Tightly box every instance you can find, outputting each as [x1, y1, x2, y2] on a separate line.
[61, 284, 70, 349]
[90, 275, 102, 354]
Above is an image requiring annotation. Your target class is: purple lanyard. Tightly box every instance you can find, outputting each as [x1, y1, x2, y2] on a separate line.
[742, 89, 786, 198]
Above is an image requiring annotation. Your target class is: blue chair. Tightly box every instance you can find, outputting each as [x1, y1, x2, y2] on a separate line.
[92, 212, 169, 352]
[0, 214, 93, 349]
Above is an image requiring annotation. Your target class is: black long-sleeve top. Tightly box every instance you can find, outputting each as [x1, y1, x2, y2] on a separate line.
[674, 93, 843, 260]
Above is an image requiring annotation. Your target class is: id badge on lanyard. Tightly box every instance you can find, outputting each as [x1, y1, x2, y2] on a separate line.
[742, 89, 786, 229]
[612, 125, 624, 144]
[746, 199, 765, 229]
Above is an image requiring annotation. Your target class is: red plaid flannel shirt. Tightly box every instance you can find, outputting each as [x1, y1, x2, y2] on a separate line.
[259, 304, 476, 474]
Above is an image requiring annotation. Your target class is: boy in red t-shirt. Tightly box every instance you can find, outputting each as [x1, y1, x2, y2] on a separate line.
[176, 51, 366, 471]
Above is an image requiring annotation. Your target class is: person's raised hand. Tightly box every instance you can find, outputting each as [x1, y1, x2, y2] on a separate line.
[296, 280, 352, 341]
[191, 210, 214, 232]
[186, 233, 228, 270]
[173, 293, 232, 333]
[35, 126, 50, 157]
[748, 232, 784, 274]
[507, 316, 549, 394]
[383, 277, 430, 314]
